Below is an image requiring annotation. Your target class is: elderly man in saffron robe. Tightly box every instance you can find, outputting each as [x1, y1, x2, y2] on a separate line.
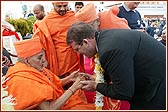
[3, 38, 95, 110]
[32, 2, 85, 90]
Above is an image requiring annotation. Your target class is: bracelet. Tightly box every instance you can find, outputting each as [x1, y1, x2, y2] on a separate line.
[68, 88, 74, 94]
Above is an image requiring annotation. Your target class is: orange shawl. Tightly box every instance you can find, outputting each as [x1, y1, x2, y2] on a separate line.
[33, 10, 84, 76]
[91, 5, 130, 70]
[4, 62, 94, 110]
[98, 5, 130, 30]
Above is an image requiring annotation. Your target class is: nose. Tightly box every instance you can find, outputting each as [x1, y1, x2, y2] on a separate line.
[43, 61, 49, 68]
[60, 6, 65, 10]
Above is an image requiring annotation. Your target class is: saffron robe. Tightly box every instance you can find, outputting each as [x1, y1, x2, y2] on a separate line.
[98, 5, 130, 30]
[33, 10, 84, 76]
[4, 62, 94, 110]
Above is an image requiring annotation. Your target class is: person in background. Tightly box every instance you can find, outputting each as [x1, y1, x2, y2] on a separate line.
[2, 55, 11, 76]
[33, 4, 45, 20]
[117, 2, 142, 30]
[160, 27, 166, 46]
[66, 22, 166, 110]
[146, 19, 157, 38]
[32, 2, 85, 101]
[27, 10, 34, 17]
[75, 2, 84, 12]
[2, 16, 16, 76]
[3, 37, 95, 110]
[2, 15, 15, 31]
[33, 4, 46, 33]
[157, 17, 166, 37]
[75, 3, 130, 110]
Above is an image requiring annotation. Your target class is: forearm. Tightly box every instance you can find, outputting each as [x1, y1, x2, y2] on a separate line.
[96, 83, 132, 100]
[49, 88, 74, 109]
[60, 76, 71, 86]
[38, 88, 74, 110]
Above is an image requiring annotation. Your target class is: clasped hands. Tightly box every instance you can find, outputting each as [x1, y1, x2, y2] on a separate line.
[69, 70, 97, 92]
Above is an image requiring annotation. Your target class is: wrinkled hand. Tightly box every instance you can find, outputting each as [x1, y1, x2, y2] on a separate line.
[2, 25, 11, 31]
[2, 56, 10, 66]
[79, 72, 95, 81]
[69, 70, 81, 82]
[70, 77, 83, 92]
[80, 80, 97, 91]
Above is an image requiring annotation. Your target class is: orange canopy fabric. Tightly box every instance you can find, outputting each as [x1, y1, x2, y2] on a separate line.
[4, 62, 94, 110]
[32, 10, 84, 76]
[98, 5, 130, 30]
[14, 38, 42, 58]
[75, 3, 98, 23]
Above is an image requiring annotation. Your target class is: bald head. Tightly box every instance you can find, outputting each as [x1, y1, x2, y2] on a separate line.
[33, 4, 45, 20]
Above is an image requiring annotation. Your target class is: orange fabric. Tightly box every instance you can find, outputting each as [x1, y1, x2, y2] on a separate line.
[75, 3, 98, 23]
[33, 20, 41, 33]
[32, 10, 84, 76]
[98, 5, 130, 30]
[14, 38, 42, 58]
[103, 97, 121, 110]
[3, 62, 94, 110]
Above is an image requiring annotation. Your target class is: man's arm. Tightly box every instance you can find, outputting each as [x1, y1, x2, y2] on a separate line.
[81, 49, 135, 101]
[97, 49, 134, 100]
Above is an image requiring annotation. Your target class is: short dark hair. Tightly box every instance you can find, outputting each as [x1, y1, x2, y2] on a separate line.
[151, 19, 156, 23]
[66, 22, 96, 44]
[34, 4, 44, 11]
[75, 2, 84, 6]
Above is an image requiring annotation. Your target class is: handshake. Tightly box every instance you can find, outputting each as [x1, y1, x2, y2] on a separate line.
[68, 70, 97, 93]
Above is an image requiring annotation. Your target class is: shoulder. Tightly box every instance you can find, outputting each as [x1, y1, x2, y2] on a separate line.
[67, 10, 75, 16]
[135, 10, 141, 17]
[110, 5, 120, 15]
[119, 5, 124, 10]
[68, 10, 75, 13]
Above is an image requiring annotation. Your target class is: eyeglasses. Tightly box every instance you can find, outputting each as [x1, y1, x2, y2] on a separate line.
[74, 40, 83, 52]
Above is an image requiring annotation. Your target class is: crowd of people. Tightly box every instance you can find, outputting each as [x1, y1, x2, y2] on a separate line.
[2, 1, 166, 110]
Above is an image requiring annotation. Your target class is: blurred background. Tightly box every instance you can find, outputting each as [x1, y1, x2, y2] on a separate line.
[1, 1, 167, 19]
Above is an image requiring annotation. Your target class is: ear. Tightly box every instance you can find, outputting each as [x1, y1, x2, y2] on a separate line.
[97, 18, 100, 26]
[24, 58, 30, 66]
[83, 38, 88, 44]
[83, 39, 90, 47]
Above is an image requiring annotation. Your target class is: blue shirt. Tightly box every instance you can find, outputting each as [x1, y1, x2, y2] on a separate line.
[117, 5, 142, 29]
[146, 26, 156, 37]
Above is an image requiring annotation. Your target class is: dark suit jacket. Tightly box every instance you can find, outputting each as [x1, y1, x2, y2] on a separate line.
[96, 29, 166, 110]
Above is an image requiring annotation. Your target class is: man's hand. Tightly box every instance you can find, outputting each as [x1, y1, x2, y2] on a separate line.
[79, 72, 95, 81]
[69, 70, 80, 82]
[80, 80, 97, 91]
[2, 56, 10, 67]
[70, 77, 84, 92]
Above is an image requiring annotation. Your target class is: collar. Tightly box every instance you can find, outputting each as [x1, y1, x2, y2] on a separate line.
[95, 31, 100, 52]
[123, 3, 136, 12]
[96, 44, 98, 52]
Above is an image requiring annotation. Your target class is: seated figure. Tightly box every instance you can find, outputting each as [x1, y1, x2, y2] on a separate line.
[3, 38, 95, 110]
